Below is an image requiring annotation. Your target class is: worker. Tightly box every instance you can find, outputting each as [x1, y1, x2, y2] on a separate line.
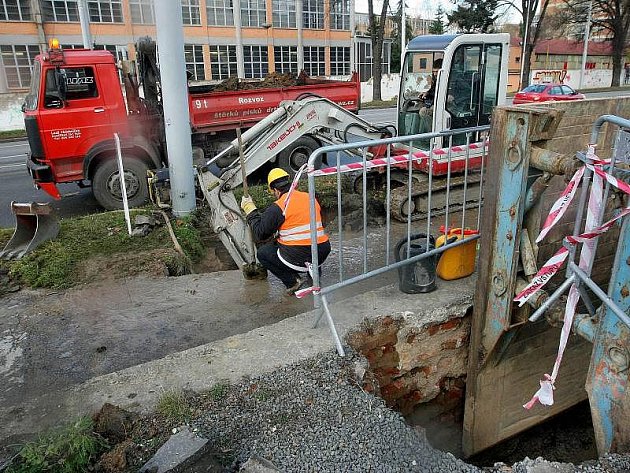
[240, 168, 331, 295]
[418, 58, 443, 134]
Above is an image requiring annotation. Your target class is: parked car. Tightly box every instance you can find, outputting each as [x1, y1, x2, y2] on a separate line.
[513, 83, 586, 104]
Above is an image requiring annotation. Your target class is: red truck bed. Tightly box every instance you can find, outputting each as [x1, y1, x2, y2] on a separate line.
[188, 73, 361, 133]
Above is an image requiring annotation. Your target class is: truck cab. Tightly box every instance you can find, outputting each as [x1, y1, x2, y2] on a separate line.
[398, 33, 510, 149]
[23, 45, 136, 197]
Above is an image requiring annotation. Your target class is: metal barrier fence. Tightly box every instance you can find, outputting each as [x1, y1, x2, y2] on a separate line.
[304, 126, 490, 355]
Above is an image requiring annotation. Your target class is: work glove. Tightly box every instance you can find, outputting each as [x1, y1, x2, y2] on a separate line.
[240, 195, 257, 216]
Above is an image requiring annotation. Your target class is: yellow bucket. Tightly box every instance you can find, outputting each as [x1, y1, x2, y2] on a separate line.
[435, 227, 479, 280]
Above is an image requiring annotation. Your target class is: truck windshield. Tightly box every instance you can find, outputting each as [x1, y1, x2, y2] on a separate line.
[23, 61, 41, 111]
[401, 52, 443, 100]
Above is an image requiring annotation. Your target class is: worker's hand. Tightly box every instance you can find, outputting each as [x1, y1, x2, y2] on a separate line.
[240, 195, 257, 215]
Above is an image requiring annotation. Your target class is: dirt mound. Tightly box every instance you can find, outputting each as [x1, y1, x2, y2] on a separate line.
[212, 72, 304, 92]
[76, 248, 190, 282]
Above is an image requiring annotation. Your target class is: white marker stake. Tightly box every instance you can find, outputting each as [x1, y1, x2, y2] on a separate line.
[114, 133, 132, 236]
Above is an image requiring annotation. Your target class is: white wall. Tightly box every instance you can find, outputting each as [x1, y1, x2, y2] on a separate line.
[361, 73, 400, 103]
[0, 93, 26, 132]
[529, 69, 616, 90]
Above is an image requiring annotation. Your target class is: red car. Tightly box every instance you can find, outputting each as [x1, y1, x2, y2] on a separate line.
[513, 83, 586, 104]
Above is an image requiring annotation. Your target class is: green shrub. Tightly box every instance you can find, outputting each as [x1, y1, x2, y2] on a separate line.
[156, 391, 192, 423]
[7, 417, 106, 473]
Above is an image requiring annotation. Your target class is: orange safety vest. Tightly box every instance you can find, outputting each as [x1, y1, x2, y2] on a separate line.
[276, 190, 329, 246]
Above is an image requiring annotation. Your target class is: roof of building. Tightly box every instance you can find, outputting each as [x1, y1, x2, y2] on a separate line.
[534, 38, 613, 56]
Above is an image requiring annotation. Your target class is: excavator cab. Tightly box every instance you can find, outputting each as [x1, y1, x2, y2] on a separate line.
[398, 33, 510, 150]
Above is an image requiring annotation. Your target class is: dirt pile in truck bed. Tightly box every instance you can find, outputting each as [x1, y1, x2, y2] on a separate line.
[211, 72, 305, 92]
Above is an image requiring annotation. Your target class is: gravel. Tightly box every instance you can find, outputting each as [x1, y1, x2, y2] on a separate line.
[191, 349, 630, 473]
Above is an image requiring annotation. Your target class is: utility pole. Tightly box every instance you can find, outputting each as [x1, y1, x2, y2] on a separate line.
[579, 0, 593, 90]
[519, 0, 530, 89]
[77, 0, 92, 49]
[350, 0, 356, 74]
[401, 0, 406, 69]
[154, 0, 196, 216]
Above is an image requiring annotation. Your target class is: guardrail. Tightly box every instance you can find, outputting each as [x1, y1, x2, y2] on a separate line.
[303, 126, 490, 355]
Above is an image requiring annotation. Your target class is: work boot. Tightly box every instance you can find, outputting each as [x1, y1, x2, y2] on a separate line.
[285, 275, 311, 296]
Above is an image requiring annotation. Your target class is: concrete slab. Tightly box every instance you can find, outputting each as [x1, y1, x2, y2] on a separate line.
[138, 426, 209, 473]
[0, 273, 475, 443]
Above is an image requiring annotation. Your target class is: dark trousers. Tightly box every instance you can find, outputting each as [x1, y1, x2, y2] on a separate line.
[257, 240, 330, 288]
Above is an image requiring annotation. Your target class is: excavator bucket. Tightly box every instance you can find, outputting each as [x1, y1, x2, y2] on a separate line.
[0, 202, 60, 260]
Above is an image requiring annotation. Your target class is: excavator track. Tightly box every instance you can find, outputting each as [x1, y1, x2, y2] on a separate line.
[390, 172, 483, 222]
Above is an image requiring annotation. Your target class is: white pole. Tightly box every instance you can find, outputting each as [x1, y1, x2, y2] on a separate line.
[114, 133, 132, 236]
[154, 0, 196, 217]
[519, 0, 530, 89]
[579, 0, 592, 90]
[401, 0, 406, 69]
[77, 0, 92, 49]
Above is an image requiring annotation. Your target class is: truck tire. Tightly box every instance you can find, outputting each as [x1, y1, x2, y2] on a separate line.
[277, 136, 322, 177]
[92, 157, 150, 210]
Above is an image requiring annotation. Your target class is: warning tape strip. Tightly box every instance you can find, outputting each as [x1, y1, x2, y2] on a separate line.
[309, 141, 488, 177]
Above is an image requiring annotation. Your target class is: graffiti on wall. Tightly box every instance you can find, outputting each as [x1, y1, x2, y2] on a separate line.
[532, 69, 568, 84]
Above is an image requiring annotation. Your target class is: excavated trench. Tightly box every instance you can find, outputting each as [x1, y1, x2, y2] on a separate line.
[345, 301, 599, 467]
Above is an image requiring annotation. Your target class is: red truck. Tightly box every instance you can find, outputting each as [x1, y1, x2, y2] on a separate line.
[22, 38, 360, 209]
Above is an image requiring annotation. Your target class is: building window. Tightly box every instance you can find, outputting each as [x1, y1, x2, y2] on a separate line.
[330, 46, 349, 75]
[207, 0, 233, 26]
[274, 46, 297, 73]
[302, 0, 323, 29]
[355, 38, 390, 80]
[94, 44, 128, 62]
[303, 46, 324, 76]
[209, 45, 237, 79]
[330, 0, 349, 30]
[42, 0, 79, 22]
[1, 0, 32, 21]
[88, 0, 123, 23]
[243, 45, 268, 78]
[130, 0, 154, 24]
[1, 44, 39, 89]
[272, 0, 295, 28]
[182, 0, 200, 25]
[184, 44, 205, 81]
[241, 0, 266, 27]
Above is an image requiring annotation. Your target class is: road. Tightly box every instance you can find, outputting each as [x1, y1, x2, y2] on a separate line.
[1, 89, 628, 228]
[0, 140, 99, 228]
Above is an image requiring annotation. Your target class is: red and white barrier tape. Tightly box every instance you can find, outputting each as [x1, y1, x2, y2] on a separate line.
[310, 141, 488, 177]
[519, 145, 630, 409]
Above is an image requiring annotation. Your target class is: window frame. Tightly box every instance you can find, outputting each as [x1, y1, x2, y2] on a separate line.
[302, 0, 323, 29]
[181, 0, 201, 25]
[209, 45, 237, 80]
[1, 44, 40, 89]
[243, 45, 269, 78]
[303, 46, 325, 76]
[330, 46, 350, 76]
[272, 0, 295, 28]
[1, 0, 32, 21]
[42, 0, 79, 22]
[329, 0, 349, 30]
[206, 0, 233, 26]
[87, 0, 123, 23]
[129, 0, 154, 24]
[273, 46, 298, 74]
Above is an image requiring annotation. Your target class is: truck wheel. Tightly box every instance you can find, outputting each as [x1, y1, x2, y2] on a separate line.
[277, 136, 322, 177]
[92, 158, 150, 210]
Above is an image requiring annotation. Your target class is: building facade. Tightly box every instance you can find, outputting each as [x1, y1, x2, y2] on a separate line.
[0, 0, 356, 94]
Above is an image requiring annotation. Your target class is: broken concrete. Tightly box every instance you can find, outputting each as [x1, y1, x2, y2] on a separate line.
[138, 426, 210, 473]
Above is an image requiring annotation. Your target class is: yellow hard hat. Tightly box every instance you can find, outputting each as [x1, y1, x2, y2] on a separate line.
[267, 168, 290, 189]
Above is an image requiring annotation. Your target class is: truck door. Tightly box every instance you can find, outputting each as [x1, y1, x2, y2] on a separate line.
[38, 65, 112, 182]
[443, 42, 503, 145]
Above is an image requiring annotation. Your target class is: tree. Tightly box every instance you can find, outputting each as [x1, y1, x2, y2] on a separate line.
[555, 0, 630, 87]
[391, 0, 414, 73]
[447, 0, 499, 32]
[367, 0, 390, 101]
[429, 5, 446, 34]
[519, 0, 551, 88]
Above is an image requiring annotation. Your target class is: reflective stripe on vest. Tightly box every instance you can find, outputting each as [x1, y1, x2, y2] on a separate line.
[276, 190, 329, 246]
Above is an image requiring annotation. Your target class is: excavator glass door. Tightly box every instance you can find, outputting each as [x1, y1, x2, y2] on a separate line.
[443, 43, 503, 145]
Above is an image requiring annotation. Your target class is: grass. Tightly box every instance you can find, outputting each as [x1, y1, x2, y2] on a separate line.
[208, 382, 229, 401]
[156, 391, 193, 423]
[6, 417, 107, 473]
[7, 209, 203, 289]
[362, 98, 397, 109]
[0, 129, 26, 140]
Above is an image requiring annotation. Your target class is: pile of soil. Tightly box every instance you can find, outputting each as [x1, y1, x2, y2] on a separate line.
[211, 72, 305, 92]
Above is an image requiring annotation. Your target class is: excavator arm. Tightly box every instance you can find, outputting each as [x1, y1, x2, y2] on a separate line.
[197, 96, 393, 272]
